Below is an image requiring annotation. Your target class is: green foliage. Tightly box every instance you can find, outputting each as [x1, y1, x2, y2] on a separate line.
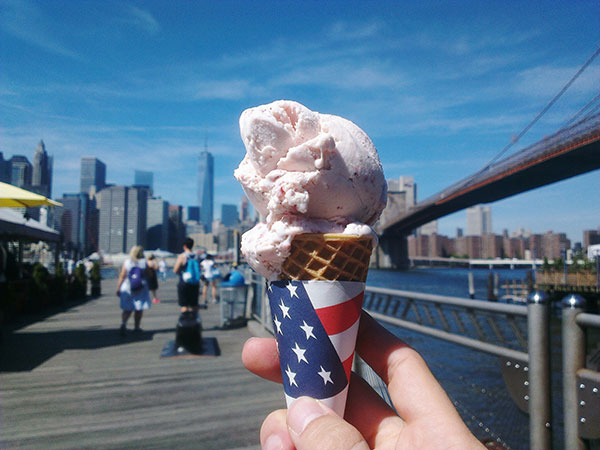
[32, 263, 49, 297]
[542, 257, 551, 271]
[90, 262, 101, 284]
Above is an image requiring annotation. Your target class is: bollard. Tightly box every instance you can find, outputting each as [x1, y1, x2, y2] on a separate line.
[175, 311, 203, 354]
[527, 291, 552, 450]
[468, 272, 475, 299]
[562, 294, 587, 450]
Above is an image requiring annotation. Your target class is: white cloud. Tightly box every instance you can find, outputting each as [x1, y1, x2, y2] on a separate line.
[0, 0, 79, 59]
[122, 5, 160, 35]
[514, 64, 600, 99]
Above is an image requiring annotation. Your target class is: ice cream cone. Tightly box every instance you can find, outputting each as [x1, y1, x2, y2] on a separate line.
[280, 233, 373, 282]
[268, 233, 373, 417]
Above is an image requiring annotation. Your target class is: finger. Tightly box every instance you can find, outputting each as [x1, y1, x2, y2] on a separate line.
[356, 312, 461, 424]
[345, 373, 405, 448]
[287, 397, 369, 450]
[260, 409, 295, 450]
[242, 337, 283, 383]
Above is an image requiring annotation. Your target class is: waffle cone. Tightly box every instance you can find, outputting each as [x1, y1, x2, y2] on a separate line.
[280, 233, 373, 282]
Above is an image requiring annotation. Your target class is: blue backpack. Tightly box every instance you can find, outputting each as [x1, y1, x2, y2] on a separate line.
[182, 254, 201, 284]
[128, 265, 144, 291]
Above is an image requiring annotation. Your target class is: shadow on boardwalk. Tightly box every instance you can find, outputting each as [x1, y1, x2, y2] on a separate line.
[0, 276, 282, 449]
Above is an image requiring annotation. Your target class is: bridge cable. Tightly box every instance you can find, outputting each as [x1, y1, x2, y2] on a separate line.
[559, 91, 600, 130]
[477, 44, 600, 174]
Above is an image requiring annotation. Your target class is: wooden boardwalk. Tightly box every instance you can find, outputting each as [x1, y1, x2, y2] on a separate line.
[0, 277, 282, 449]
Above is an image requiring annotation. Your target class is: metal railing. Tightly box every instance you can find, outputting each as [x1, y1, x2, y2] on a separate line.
[246, 274, 600, 449]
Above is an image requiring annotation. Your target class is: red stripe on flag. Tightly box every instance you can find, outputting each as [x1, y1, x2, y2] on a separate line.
[314, 291, 364, 335]
[342, 352, 354, 382]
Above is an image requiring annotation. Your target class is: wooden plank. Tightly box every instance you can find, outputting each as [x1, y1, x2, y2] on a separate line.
[0, 277, 282, 449]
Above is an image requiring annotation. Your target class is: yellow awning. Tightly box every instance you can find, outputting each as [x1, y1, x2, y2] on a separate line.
[0, 182, 62, 208]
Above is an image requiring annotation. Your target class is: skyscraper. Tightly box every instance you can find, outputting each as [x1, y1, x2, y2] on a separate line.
[98, 185, 147, 254]
[9, 155, 32, 187]
[147, 198, 169, 250]
[197, 151, 214, 232]
[32, 140, 53, 197]
[80, 157, 106, 195]
[466, 204, 492, 236]
[60, 192, 89, 257]
[134, 170, 153, 195]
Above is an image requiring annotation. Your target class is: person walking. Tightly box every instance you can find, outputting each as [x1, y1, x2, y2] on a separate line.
[146, 254, 160, 303]
[116, 245, 151, 335]
[173, 237, 201, 313]
[158, 258, 167, 281]
[200, 253, 219, 305]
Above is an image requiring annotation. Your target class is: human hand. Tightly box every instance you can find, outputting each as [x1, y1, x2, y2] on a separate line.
[242, 311, 484, 449]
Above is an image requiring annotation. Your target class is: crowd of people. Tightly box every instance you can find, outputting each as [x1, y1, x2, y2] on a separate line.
[115, 237, 227, 333]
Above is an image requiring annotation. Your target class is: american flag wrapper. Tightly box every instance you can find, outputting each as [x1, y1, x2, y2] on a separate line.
[267, 280, 365, 417]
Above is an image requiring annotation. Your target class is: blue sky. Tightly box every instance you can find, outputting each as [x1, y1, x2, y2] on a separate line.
[1, 0, 598, 243]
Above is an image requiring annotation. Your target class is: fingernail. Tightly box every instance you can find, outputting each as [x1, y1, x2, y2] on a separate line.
[287, 397, 327, 435]
[263, 433, 284, 450]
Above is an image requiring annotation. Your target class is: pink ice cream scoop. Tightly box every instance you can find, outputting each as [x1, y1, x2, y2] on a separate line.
[234, 100, 387, 280]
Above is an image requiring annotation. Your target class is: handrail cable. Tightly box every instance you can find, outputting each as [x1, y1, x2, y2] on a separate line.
[559, 91, 600, 130]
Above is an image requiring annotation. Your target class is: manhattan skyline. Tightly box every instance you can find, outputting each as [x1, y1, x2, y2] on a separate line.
[0, 1, 598, 242]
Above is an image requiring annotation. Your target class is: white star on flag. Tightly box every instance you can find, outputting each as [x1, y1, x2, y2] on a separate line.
[273, 315, 283, 334]
[286, 365, 298, 387]
[286, 282, 299, 298]
[292, 342, 308, 364]
[279, 299, 291, 319]
[318, 366, 333, 385]
[300, 320, 316, 340]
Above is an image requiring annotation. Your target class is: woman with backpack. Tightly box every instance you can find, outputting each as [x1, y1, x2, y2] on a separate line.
[116, 245, 151, 335]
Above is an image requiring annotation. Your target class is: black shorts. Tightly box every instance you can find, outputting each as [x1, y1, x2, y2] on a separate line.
[178, 281, 199, 307]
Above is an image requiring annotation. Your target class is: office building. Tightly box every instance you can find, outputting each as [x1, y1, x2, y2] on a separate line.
[0, 152, 10, 182]
[388, 176, 416, 209]
[146, 198, 169, 251]
[98, 185, 148, 254]
[583, 229, 600, 250]
[221, 204, 238, 227]
[240, 196, 250, 223]
[9, 155, 32, 187]
[32, 140, 53, 197]
[80, 157, 106, 195]
[168, 204, 185, 253]
[466, 205, 492, 236]
[134, 170, 153, 195]
[60, 193, 90, 257]
[197, 151, 214, 232]
[184, 206, 200, 222]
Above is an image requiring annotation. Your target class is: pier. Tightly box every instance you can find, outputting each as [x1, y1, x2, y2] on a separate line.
[0, 276, 281, 449]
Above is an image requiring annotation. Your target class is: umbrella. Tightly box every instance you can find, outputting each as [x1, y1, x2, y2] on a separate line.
[0, 182, 62, 208]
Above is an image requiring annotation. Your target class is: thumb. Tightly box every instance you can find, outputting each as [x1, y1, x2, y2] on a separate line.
[287, 397, 369, 450]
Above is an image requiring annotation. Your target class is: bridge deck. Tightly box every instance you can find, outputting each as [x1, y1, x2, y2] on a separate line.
[0, 277, 281, 449]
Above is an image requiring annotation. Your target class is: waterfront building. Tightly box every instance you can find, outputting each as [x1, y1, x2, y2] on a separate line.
[583, 228, 600, 250]
[503, 236, 527, 259]
[466, 205, 492, 236]
[134, 170, 153, 195]
[146, 198, 169, 250]
[541, 231, 570, 259]
[80, 157, 106, 195]
[32, 140, 53, 197]
[529, 234, 543, 260]
[418, 220, 438, 236]
[184, 220, 204, 236]
[9, 155, 32, 187]
[98, 185, 148, 254]
[197, 151, 214, 232]
[481, 234, 503, 259]
[221, 204, 238, 227]
[454, 235, 482, 259]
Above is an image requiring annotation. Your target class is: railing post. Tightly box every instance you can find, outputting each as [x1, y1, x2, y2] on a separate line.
[562, 294, 587, 450]
[527, 291, 552, 449]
